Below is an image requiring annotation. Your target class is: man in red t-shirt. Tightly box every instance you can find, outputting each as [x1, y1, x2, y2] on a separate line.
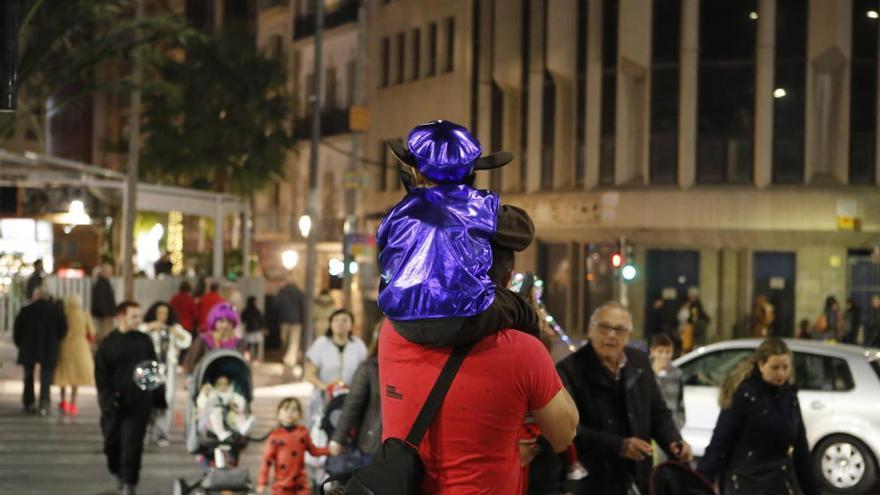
[379, 316, 578, 494]
[169, 281, 197, 333]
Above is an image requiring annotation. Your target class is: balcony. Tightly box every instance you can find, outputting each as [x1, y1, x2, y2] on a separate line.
[293, 108, 351, 140]
[293, 0, 358, 40]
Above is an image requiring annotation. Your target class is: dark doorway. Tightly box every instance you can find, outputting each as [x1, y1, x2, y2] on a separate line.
[644, 250, 700, 342]
[753, 251, 796, 337]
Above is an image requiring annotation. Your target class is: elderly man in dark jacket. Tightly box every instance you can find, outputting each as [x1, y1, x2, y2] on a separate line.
[557, 301, 692, 495]
[13, 285, 67, 415]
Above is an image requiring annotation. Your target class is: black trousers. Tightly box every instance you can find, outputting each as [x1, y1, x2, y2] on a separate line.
[22, 363, 53, 408]
[101, 408, 151, 485]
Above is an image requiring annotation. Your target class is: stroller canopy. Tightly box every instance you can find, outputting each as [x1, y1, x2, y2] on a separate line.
[192, 349, 253, 403]
[651, 462, 717, 495]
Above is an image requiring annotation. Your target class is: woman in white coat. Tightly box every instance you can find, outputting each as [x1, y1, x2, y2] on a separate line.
[140, 301, 192, 446]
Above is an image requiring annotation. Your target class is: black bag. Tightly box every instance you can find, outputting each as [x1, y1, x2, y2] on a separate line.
[726, 457, 802, 495]
[321, 343, 472, 495]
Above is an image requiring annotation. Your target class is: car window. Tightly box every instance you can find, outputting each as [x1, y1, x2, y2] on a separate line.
[870, 359, 880, 383]
[792, 352, 854, 392]
[680, 349, 752, 387]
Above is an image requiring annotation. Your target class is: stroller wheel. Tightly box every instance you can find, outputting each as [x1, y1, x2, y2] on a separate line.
[173, 478, 188, 495]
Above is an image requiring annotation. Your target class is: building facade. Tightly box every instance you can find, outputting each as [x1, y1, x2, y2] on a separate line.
[360, 0, 880, 342]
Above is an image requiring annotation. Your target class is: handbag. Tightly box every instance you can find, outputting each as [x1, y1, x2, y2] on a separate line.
[321, 343, 472, 495]
[726, 456, 802, 495]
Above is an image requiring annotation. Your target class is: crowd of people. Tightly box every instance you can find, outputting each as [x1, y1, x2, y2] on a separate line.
[12, 119, 880, 495]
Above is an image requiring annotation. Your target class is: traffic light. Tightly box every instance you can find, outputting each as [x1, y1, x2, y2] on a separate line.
[619, 238, 638, 282]
[611, 252, 623, 268]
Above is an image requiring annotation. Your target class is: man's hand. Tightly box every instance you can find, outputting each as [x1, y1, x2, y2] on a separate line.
[518, 438, 538, 466]
[669, 440, 693, 463]
[328, 440, 343, 456]
[619, 437, 653, 461]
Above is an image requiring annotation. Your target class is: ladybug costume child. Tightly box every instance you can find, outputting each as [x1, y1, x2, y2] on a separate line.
[257, 397, 329, 495]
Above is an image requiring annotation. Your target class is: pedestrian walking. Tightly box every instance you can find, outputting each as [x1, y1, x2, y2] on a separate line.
[275, 281, 305, 373]
[811, 296, 843, 340]
[54, 294, 95, 416]
[697, 338, 818, 495]
[13, 285, 67, 415]
[170, 280, 197, 334]
[842, 298, 862, 345]
[241, 296, 267, 362]
[556, 301, 692, 495]
[195, 281, 225, 333]
[311, 289, 337, 342]
[751, 294, 775, 338]
[183, 303, 247, 375]
[257, 398, 329, 495]
[94, 301, 167, 495]
[91, 263, 117, 342]
[25, 259, 45, 301]
[140, 301, 192, 446]
[327, 326, 382, 465]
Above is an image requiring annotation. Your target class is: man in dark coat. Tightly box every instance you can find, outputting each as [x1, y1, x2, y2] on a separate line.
[13, 285, 67, 415]
[91, 263, 117, 342]
[25, 259, 44, 301]
[95, 301, 164, 495]
[275, 280, 305, 371]
[557, 301, 692, 495]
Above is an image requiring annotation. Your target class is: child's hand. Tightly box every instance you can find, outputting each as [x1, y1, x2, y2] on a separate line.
[328, 441, 342, 456]
[256, 484, 266, 495]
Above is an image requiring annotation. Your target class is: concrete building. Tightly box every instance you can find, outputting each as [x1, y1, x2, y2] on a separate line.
[253, 0, 366, 312]
[360, 0, 880, 343]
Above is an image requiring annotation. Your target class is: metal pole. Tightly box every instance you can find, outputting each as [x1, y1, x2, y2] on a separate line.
[342, 1, 366, 309]
[304, 0, 324, 350]
[619, 235, 628, 308]
[213, 197, 223, 278]
[121, 0, 143, 299]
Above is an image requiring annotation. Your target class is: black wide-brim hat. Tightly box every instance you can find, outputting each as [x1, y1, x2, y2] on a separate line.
[387, 120, 513, 184]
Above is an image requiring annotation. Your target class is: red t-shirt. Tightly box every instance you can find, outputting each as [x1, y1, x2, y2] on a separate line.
[196, 291, 225, 333]
[169, 292, 196, 332]
[379, 321, 562, 494]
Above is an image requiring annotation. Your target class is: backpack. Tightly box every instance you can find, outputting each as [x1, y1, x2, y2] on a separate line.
[321, 343, 472, 495]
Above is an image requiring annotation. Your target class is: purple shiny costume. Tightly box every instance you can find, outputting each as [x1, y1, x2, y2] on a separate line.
[377, 184, 499, 320]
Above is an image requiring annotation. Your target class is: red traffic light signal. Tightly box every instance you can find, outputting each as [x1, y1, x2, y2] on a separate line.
[611, 253, 623, 268]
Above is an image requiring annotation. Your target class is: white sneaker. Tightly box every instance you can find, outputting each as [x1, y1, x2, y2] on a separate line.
[567, 462, 588, 480]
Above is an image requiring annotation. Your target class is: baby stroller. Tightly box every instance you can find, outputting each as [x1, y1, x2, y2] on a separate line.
[174, 349, 258, 495]
[650, 461, 717, 495]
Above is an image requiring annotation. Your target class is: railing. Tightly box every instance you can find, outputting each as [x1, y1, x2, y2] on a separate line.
[293, 0, 359, 40]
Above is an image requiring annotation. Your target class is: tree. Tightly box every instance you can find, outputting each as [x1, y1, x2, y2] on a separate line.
[140, 28, 295, 196]
[4, 0, 188, 145]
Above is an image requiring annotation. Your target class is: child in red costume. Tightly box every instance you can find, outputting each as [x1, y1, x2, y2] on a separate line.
[258, 397, 329, 495]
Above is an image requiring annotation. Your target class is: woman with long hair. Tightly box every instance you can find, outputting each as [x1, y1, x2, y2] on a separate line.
[697, 338, 818, 495]
[54, 294, 95, 416]
[140, 301, 192, 446]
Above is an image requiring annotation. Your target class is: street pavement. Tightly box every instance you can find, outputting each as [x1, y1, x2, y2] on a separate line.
[0, 331, 313, 495]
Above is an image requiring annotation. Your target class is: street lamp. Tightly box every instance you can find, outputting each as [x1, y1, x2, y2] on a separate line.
[281, 249, 299, 270]
[298, 214, 312, 238]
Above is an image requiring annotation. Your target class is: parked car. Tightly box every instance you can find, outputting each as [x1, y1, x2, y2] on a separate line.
[674, 339, 880, 494]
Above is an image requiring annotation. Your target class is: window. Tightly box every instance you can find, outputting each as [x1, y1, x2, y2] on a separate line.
[396, 32, 405, 84]
[599, 0, 619, 186]
[850, 0, 879, 184]
[575, 0, 588, 187]
[378, 141, 388, 191]
[380, 37, 390, 87]
[444, 17, 455, 72]
[325, 66, 338, 110]
[346, 60, 356, 106]
[680, 349, 753, 387]
[427, 23, 438, 76]
[650, 0, 681, 184]
[697, 1, 757, 184]
[411, 28, 421, 80]
[793, 353, 854, 392]
[772, 0, 807, 184]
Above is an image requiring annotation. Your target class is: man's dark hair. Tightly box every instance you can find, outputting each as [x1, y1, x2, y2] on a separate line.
[487, 246, 515, 287]
[34, 259, 43, 268]
[116, 300, 140, 316]
[179, 280, 192, 293]
[651, 333, 674, 349]
[209, 282, 220, 292]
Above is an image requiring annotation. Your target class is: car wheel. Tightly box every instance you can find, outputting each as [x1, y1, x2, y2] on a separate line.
[814, 434, 878, 494]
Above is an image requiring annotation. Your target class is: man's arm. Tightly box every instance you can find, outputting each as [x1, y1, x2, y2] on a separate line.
[531, 387, 578, 452]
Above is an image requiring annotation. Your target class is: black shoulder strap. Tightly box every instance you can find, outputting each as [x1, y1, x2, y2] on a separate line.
[405, 343, 473, 446]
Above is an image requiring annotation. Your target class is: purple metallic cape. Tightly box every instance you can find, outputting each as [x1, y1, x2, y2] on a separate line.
[377, 184, 498, 320]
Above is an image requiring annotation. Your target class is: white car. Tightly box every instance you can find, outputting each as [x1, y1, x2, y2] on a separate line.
[674, 339, 880, 494]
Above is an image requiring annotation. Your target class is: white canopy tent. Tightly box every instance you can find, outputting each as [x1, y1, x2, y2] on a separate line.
[0, 149, 252, 277]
